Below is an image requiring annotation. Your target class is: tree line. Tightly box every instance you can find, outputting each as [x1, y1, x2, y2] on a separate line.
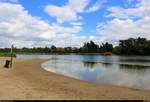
[113, 37, 150, 55]
[0, 37, 150, 55]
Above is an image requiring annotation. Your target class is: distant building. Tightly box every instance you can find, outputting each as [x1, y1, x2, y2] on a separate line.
[56, 47, 65, 52]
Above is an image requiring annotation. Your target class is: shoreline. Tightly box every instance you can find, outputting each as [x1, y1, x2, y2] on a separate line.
[0, 57, 150, 100]
[41, 59, 150, 92]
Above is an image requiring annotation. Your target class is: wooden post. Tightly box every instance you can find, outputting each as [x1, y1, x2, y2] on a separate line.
[10, 44, 14, 68]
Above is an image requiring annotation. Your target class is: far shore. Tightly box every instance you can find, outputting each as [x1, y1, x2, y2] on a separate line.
[0, 57, 150, 100]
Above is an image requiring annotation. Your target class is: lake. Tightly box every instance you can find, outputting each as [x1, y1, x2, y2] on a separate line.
[17, 54, 150, 90]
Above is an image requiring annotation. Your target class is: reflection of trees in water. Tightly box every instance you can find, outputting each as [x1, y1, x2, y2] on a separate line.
[83, 61, 114, 69]
[119, 59, 150, 62]
[83, 61, 98, 68]
[119, 64, 150, 74]
[101, 62, 113, 68]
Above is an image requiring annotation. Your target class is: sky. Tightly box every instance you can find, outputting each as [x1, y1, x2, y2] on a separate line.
[0, 0, 150, 48]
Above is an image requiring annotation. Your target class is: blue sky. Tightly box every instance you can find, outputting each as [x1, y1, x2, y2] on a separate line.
[0, 0, 149, 48]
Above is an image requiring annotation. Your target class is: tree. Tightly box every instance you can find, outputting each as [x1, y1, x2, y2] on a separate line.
[82, 41, 99, 53]
[51, 45, 57, 53]
[114, 37, 150, 55]
[99, 42, 113, 53]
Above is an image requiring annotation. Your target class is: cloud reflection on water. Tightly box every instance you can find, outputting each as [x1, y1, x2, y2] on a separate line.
[40, 55, 150, 90]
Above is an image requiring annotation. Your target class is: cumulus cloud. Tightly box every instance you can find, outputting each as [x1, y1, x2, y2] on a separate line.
[107, 0, 150, 19]
[0, 2, 100, 48]
[1, 0, 149, 48]
[44, 0, 105, 23]
[0, 3, 55, 41]
[68, 0, 90, 12]
[44, 0, 89, 23]
[96, 0, 150, 45]
[45, 5, 79, 23]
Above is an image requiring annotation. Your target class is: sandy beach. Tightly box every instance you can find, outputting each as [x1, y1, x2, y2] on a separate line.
[0, 57, 150, 100]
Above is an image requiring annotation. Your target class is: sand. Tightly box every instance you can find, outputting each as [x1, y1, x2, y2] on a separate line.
[0, 57, 150, 100]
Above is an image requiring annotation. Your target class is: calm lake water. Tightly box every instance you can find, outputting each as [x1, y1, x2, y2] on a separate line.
[17, 54, 150, 90]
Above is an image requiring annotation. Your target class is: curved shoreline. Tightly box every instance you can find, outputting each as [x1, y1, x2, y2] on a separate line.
[41, 59, 150, 91]
[0, 57, 150, 100]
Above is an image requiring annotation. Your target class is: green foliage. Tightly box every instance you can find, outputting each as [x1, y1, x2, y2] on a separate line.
[51, 45, 57, 53]
[99, 42, 113, 53]
[13, 47, 51, 54]
[0, 37, 149, 56]
[82, 41, 99, 53]
[81, 41, 113, 54]
[113, 37, 150, 55]
[0, 53, 16, 57]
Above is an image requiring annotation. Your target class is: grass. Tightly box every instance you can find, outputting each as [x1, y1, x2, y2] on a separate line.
[0, 53, 16, 57]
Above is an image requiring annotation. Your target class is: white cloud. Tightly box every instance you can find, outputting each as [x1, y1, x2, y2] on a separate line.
[49, 23, 82, 34]
[0, 3, 54, 41]
[3, 0, 150, 48]
[49, 33, 100, 47]
[96, 0, 150, 45]
[45, 5, 79, 23]
[68, 0, 90, 12]
[106, 6, 129, 19]
[86, 0, 107, 13]
[44, 0, 105, 23]
[44, 0, 90, 23]
[0, 2, 98, 48]
[107, 0, 150, 19]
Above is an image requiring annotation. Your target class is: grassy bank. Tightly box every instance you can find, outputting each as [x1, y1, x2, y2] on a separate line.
[0, 53, 16, 57]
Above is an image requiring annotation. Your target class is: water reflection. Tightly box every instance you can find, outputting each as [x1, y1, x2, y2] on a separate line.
[120, 59, 150, 62]
[101, 62, 113, 68]
[119, 64, 150, 75]
[119, 64, 150, 69]
[18, 54, 150, 90]
[83, 61, 98, 68]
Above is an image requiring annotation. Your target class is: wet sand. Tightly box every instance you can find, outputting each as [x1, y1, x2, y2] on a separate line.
[0, 57, 150, 100]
